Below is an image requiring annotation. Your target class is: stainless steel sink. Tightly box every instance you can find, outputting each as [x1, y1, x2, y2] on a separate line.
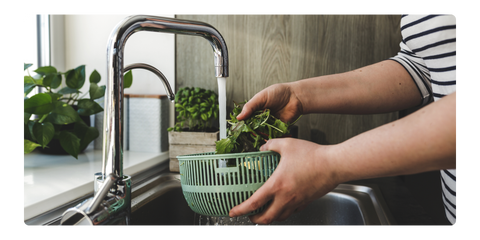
[130, 173, 195, 225]
[130, 173, 394, 225]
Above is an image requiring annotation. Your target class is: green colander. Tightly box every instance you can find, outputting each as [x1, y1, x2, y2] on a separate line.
[177, 151, 280, 217]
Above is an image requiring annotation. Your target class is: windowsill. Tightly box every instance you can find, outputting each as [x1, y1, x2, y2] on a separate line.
[24, 145, 169, 221]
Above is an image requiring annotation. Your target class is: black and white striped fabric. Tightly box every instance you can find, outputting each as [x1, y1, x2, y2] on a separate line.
[390, 15, 456, 224]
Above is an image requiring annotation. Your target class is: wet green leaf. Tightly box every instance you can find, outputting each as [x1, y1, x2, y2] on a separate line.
[215, 102, 300, 154]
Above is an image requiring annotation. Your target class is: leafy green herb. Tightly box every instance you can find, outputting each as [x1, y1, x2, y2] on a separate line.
[215, 101, 300, 154]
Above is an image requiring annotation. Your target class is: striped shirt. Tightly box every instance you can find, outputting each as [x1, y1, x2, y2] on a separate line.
[390, 15, 456, 224]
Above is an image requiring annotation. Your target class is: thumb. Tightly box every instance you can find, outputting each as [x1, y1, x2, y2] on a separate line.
[260, 139, 284, 153]
[237, 99, 263, 121]
[236, 105, 253, 121]
[237, 93, 268, 121]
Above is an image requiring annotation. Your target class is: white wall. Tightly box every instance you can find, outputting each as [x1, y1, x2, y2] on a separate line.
[62, 14, 175, 95]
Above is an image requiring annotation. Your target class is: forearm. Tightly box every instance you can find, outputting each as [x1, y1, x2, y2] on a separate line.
[328, 92, 456, 183]
[291, 60, 422, 114]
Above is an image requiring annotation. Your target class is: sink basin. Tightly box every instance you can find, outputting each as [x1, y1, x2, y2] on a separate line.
[130, 173, 195, 225]
[130, 173, 394, 225]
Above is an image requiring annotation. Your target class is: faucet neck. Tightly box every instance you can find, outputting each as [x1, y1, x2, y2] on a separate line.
[103, 15, 229, 177]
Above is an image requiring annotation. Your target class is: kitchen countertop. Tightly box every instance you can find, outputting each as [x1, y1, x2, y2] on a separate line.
[24, 145, 169, 221]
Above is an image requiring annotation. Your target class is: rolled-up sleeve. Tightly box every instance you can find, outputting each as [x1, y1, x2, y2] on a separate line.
[390, 41, 432, 107]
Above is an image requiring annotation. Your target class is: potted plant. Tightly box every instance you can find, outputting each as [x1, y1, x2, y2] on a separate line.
[167, 87, 219, 172]
[23, 63, 133, 159]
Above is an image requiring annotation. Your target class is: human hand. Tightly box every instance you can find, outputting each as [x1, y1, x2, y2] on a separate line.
[237, 83, 304, 123]
[228, 138, 340, 224]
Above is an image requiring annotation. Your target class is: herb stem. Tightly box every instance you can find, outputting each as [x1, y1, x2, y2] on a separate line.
[290, 115, 302, 125]
[264, 123, 283, 133]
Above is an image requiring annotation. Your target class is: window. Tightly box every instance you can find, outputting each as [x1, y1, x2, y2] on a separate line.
[20, 12, 50, 97]
[37, 15, 51, 69]
[24, 14, 174, 223]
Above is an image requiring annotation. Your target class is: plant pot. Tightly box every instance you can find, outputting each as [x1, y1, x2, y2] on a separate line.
[168, 130, 219, 172]
[38, 107, 92, 155]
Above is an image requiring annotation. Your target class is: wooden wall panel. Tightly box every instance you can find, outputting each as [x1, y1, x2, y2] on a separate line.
[176, 15, 402, 144]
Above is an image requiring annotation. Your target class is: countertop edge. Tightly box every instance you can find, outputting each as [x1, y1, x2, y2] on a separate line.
[24, 150, 169, 221]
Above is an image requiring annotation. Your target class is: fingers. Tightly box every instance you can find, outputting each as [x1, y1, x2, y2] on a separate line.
[248, 198, 293, 224]
[253, 139, 310, 224]
[228, 146, 284, 223]
[228, 140, 278, 223]
[243, 139, 291, 224]
[231, 138, 315, 224]
[246, 190, 308, 224]
[229, 182, 273, 218]
[260, 138, 282, 152]
[249, 200, 283, 224]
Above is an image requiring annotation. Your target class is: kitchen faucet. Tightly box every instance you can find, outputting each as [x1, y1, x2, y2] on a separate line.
[60, 15, 229, 225]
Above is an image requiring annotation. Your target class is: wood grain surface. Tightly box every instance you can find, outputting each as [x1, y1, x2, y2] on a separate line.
[176, 15, 402, 144]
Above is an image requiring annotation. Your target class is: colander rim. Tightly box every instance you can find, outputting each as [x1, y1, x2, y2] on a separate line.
[176, 150, 279, 160]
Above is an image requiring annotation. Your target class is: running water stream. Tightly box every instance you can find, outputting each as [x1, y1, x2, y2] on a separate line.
[199, 79, 261, 224]
[217, 77, 227, 140]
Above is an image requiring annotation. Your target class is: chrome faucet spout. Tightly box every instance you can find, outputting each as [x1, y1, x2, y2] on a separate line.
[60, 15, 229, 225]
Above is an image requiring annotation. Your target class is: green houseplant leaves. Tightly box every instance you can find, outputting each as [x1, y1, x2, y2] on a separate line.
[65, 65, 86, 89]
[167, 87, 219, 132]
[47, 101, 80, 125]
[24, 140, 41, 154]
[23, 63, 132, 159]
[59, 131, 81, 158]
[24, 93, 53, 115]
[32, 122, 55, 148]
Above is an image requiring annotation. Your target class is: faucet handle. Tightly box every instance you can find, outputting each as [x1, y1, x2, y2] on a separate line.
[86, 174, 117, 214]
[60, 173, 118, 228]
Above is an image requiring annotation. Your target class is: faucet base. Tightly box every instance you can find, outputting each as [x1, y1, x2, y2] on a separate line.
[60, 175, 131, 225]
